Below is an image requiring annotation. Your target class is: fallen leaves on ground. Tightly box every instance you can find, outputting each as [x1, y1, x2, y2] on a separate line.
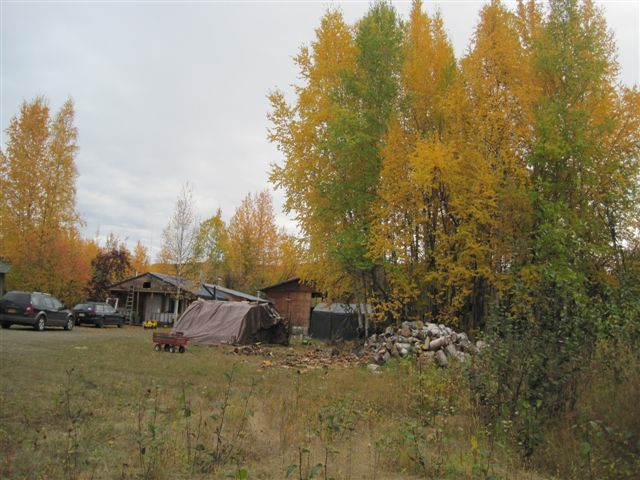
[226, 342, 373, 370]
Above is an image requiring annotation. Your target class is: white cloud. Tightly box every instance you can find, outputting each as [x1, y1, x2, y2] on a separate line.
[2, 0, 638, 258]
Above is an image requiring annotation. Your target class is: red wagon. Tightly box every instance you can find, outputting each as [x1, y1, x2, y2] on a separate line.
[152, 331, 188, 353]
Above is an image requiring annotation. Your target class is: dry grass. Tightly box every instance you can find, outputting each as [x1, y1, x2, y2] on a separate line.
[0, 326, 550, 479]
[532, 344, 640, 479]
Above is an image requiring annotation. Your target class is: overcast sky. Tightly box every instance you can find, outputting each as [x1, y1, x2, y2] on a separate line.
[2, 1, 638, 258]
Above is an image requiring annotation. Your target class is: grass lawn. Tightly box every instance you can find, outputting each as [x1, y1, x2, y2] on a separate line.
[0, 325, 545, 479]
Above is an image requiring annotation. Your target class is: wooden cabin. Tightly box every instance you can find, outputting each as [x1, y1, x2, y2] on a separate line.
[259, 278, 322, 332]
[108, 272, 269, 325]
[108, 272, 197, 324]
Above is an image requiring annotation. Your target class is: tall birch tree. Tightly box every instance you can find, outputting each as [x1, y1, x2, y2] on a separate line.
[159, 183, 199, 315]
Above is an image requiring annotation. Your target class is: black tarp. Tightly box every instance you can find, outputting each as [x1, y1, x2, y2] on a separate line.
[309, 303, 370, 341]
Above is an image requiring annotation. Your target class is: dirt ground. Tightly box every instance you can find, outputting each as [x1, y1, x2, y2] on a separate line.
[0, 324, 158, 368]
[1, 322, 147, 343]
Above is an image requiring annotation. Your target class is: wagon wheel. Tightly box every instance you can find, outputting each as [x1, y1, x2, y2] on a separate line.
[178, 346, 185, 354]
[154, 344, 161, 352]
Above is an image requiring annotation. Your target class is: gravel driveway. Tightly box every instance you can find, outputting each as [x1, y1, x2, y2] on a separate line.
[0, 324, 151, 354]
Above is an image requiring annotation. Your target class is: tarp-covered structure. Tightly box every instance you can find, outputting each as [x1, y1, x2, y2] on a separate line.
[172, 300, 289, 346]
[309, 303, 370, 341]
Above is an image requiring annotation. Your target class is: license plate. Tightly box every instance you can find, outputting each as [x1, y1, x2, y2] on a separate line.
[6, 308, 17, 314]
[79, 313, 85, 317]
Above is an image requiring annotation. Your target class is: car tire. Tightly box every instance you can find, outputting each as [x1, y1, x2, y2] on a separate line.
[97, 317, 104, 328]
[64, 317, 74, 331]
[1, 322, 11, 329]
[34, 316, 46, 331]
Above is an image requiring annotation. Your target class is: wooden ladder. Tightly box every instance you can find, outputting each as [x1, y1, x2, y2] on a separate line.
[124, 285, 135, 323]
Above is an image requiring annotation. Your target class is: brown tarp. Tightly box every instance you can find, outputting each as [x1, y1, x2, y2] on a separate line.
[172, 300, 288, 346]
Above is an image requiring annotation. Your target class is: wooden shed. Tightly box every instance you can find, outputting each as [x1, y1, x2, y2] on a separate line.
[259, 278, 322, 332]
[108, 272, 198, 324]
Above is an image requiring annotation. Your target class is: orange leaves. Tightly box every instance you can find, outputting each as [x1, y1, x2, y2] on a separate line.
[225, 190, 300, 293]
[268, 9, 356, 229]
[402, 1, 455, 136]
[270, 0, 639, 329]
[410, 138, 454, 191]
[461, 0, 536, 170]
[131, 241, 150, 275]
[1, 97, 86, 305]
[308, 10, 357, 91]
[5, 228, 93, 306]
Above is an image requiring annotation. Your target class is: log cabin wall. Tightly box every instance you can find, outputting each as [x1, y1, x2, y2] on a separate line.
[268, 290, 312, 328]
[108, 273, 196, 324]
[261, 279, 322, 330]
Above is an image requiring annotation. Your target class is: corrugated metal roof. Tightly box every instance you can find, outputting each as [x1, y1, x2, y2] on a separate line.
[260, 277, 301, 291]
[200, 283, 270, 303]
[313, 303, 371, 314]
[107, 272, 267, 303]
[259, 277, 322, 296]
[197, 284, 230, 301]
[150, 272, 194, 288]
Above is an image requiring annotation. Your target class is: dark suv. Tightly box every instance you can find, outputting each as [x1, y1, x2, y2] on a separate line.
[72, 302, 125, 328]
[0, 291, 74, 331]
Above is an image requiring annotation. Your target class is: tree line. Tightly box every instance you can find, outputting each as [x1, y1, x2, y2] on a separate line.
[1, 99, 299, 306]
[268, 0, 639, 457]
[269, 0, 639, 330]
[157, 184, 300, 297]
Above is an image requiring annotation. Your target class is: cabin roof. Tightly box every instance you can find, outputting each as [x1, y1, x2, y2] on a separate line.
[108, 273, 265, 303]
[199, 283, 270, 303]
[260, 277, 322, 296]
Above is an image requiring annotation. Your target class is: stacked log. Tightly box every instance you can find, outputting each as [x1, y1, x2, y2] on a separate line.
[366, 321, 481, 368]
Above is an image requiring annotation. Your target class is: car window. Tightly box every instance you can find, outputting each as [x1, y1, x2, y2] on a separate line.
[3, 292, 30, 305]
[32, 294, 46, 309]
[43, 297, 56, 310]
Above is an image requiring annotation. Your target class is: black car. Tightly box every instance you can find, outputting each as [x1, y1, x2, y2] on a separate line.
[72, 302, 125, 328]
[0, 291, 74, 331]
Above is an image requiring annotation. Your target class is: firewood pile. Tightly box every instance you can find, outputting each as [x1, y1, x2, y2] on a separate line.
[226, 322, 486, 370]
[366, 321, 484, 368]
[230, 344, 274, 357]
[280, 347, 370, 370]
[229, 344, 370, 370]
